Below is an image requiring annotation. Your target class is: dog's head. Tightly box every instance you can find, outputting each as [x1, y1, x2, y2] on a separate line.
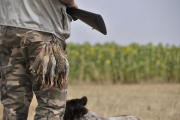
[64, 96, 88, 120]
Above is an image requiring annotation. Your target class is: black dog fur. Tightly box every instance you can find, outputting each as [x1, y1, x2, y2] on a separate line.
[64, 96, 88, 120]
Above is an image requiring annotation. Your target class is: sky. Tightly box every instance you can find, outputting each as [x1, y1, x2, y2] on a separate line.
[67, 0, 180, 46]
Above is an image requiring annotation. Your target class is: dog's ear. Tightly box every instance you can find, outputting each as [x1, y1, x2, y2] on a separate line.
[77, 96, 87, 106]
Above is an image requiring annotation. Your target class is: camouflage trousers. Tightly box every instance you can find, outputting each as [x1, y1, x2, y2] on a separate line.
[0, 26, 68, 120]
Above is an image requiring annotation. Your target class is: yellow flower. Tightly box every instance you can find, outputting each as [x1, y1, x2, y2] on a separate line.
[125, 46, 130, 54]
[90, 47, 95, 56]
[105, 59, 111, 66]
[156, 60, 161, 66]
[84, 44, 90, 50]
[110, 48, 116, 55]
[75, 51, 80, 57]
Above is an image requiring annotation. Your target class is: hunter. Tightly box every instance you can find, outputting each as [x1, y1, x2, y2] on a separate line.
[0, 0, 77, 120]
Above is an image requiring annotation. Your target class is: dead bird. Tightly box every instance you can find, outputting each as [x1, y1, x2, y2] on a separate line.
[52, 44, 66, 87]
[31, 42, 69, 90]
[41, 44, 50, 89]
[49, 45, 56, 88]
[31, 44, 46, 76]
[56, 44, 68, 84]
[35, 65, 41, 82]
[52, 43, 69, 89]
[55, 44, 66, 74]
[60, 57, 69, 90]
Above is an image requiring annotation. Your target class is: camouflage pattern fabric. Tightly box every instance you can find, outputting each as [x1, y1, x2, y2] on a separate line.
[0, 26, 68, 120]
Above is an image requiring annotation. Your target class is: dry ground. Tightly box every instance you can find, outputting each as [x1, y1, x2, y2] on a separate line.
[0, 84, 180, 120]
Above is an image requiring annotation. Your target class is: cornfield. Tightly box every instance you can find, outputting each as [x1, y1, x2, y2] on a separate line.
[67, 42, 180, 83]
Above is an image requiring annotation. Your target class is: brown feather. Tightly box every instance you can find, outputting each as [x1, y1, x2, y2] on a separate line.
[41, 44, 50, 89]
[32, 44, 46, 75]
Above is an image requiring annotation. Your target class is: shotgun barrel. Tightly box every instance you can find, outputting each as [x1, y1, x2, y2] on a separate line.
[66, 8, 107, 35]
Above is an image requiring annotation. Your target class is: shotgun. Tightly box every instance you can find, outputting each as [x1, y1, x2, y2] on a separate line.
[66, 8, 107, 35]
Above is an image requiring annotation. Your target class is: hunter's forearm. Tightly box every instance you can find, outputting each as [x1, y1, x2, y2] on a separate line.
[60, 0, 74, 5]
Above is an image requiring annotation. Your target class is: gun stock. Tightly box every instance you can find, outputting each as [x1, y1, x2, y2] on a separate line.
[66, 8, 107, 35]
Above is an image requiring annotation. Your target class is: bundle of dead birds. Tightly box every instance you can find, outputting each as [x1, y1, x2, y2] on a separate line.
[30, 42, 69, 90]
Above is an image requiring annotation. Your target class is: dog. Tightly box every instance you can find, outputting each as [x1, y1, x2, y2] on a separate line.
[64, 96, 140, 120]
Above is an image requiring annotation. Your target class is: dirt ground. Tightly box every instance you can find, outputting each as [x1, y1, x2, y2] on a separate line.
[0, 84, 180, 120]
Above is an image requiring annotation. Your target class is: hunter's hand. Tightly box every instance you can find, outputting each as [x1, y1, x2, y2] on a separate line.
[65, 2, 78, 8]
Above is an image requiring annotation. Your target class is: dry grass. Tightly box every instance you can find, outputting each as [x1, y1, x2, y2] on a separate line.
[0, 84, 180, 120]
